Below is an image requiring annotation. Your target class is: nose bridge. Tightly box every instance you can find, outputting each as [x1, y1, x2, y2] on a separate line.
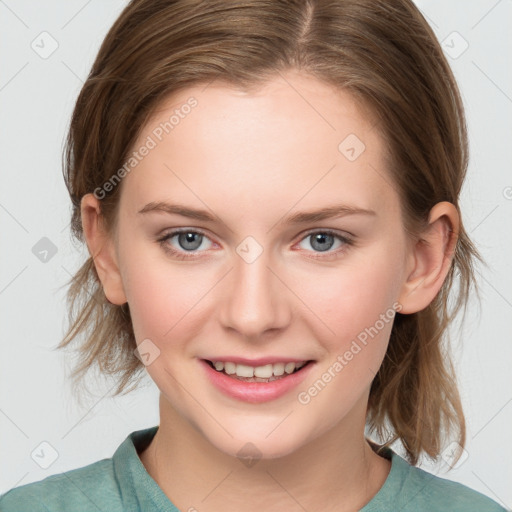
[219, 246, 291, 337]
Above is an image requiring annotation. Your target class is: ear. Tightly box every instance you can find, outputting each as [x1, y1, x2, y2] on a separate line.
[81, 193, 127, 305]
[397, 201, 459, 314]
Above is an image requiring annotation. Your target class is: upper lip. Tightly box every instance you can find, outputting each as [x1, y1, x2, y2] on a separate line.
[201, 356, 313, 366]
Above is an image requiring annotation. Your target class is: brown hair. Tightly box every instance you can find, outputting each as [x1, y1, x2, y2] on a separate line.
[59, 0, 480, 465]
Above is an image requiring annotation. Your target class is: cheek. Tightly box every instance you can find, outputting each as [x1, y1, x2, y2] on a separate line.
[297, 248, 404, 373]
[294, 257, 401, 416]
[121, 248, 211, 345]
[306, 257, 401, 333]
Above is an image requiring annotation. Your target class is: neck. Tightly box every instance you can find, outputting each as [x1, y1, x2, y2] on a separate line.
[139, 393, 390, 512]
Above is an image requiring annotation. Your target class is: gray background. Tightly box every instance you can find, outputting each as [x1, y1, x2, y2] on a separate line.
[1, 0, 511, 508]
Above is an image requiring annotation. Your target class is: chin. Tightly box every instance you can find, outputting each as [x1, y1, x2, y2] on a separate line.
[201, 420, 310, 462]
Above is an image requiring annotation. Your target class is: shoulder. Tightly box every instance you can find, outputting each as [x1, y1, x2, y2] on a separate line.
[364, 445, 507, 512]
[0, 458, 122, 512]
[406, 466, 506, 511]
[0, 426, 160, 512]
[384, 452, 507, 512]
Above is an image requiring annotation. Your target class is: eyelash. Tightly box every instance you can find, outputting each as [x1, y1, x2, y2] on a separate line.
[156, 228, 354, 261]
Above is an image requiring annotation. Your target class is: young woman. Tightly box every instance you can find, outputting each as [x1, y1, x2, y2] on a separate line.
[1, 0, 506, 510]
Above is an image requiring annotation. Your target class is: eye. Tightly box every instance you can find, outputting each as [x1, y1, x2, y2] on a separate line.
[157, 229, 214, 258]
[296, 230, 353, 255]
[157, 228, 353, 261]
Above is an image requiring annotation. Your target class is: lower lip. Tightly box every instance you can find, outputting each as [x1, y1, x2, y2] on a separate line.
[199, 359, 315, 403]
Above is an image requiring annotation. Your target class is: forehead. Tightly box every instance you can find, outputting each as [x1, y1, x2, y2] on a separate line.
[120, 72, 396, 220]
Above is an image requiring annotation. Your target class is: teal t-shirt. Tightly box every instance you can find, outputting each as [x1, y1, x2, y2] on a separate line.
[0, 426, 507, 512]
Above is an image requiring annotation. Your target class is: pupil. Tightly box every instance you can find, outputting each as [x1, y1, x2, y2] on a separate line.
[311, 233, 334, 252]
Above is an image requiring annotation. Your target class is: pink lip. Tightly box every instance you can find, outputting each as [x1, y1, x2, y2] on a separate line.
[199, 358, 315, 403]
[201, 356, 311, 366]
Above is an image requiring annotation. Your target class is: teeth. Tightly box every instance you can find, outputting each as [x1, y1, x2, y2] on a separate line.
[224, 362, 236, 375]
[236, 364, 254, 378]
[284, 362, 296, 374]
[254, 364, 273, 378]
[213, 361, 225, 371]
[210, 360, 307, 378]
[273, 363, 285, 376]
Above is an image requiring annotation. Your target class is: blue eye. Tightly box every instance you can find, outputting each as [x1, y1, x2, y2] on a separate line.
[157, 228, 353, 261]
[308, 232, 336, 252]
[297, 230, 352, 255]
[158, 229, 213, 258]
[175, 232, 205, 251]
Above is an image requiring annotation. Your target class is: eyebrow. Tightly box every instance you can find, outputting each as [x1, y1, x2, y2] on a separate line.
[137, 201, 376, 223]
[138, 201, 216, 221]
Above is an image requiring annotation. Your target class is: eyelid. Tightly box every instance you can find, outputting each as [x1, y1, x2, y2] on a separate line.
[295, 227, 355, 241]
[160, 226, 213, 239]
[157, 227, 218, 257]
[294, 227, 354, 250]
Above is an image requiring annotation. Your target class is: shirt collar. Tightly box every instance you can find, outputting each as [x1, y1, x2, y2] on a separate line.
[114, 426, 408, 511]
[113, 425, 179, 511]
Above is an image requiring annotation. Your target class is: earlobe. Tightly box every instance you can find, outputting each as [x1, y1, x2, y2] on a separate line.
[81, 193, 127, 305]
[398, 202, 459, 314]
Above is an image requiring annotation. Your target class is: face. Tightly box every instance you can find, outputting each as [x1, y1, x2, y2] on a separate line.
[106, 71, 413, 459]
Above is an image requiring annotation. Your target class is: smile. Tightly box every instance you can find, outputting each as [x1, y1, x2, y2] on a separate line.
[205, 360, 309, 382]
[200, 358, 315, 403]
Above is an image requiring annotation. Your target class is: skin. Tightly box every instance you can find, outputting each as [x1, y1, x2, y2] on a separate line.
[81, 70, 459, 511]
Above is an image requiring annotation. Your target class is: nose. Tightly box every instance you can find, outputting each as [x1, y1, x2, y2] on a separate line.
[218, 249, 292, 339]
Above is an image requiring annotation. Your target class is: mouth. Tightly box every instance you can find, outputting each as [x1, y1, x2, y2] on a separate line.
[202, 359, 314, 383]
